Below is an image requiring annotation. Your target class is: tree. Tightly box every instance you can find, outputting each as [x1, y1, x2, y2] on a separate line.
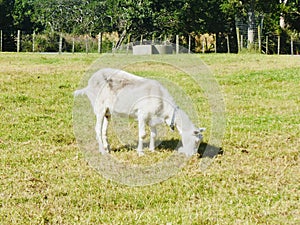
[280, 0, 300, 31]
[221, 0, 281, 46]
[178, 0, 227, 34]
[33, 0, 80, 33]
[12, 0, 35, 33]
[105, 0, 155, 47]
[0, 0, 14, 31]
[175, 0, 237, 52]
[0, 0, 299, 53]
[151, 0, 183, 36]
[0, 0, 16, 51]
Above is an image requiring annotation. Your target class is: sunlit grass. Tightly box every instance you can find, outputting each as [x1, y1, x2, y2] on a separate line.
[0, 52, 299, 224]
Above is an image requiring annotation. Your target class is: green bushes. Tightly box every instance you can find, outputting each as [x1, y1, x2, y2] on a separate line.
[19, 32, 114, 53]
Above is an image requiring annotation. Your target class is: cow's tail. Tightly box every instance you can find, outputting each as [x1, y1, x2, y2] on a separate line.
[74, 87, 87, 97]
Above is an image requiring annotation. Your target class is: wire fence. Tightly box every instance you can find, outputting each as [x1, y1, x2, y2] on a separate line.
[0, 29, 299, 55]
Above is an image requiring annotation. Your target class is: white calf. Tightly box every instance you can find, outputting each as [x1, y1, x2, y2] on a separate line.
[75, 68, 205, 156]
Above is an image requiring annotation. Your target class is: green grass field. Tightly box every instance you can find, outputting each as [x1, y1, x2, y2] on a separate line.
[0, 52, 299, 224]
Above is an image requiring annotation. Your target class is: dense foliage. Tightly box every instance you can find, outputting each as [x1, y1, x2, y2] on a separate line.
[0, 0, 299, 52]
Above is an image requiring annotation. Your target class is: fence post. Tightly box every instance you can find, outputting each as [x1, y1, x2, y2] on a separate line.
[266, 36, 268, 54]
[236, 27, 240, 53]
[258, 25, 261, 53]
[241, 35, 244, 49]
[32, 31, 35, 52]
[98, 32, 102, 54]
[85, 35, 89, 54]
[17, 30, 21, 52]
[291, 37, 294, 56]
[214, 33, 217, 53]
[0, 30, 2, 52]
[277, 35, 280, 55]
[59, 33, 63, 54]
[188, 34, 191, 54]
[176, 35, 179, 54]
[226, 35, 230, 53]
[72, 37, 75, 54]
[202, 37, 205, 54]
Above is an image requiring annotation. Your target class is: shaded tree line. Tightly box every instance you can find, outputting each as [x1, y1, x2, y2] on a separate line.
[0, 0, 299, 52]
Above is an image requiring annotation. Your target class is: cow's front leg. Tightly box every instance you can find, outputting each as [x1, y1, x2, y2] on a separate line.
[149, 126, 157, 152]
[137, 114, 146, 156]
[95, 113, 108, 154]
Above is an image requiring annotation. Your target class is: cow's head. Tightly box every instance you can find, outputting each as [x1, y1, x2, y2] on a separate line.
[179, 127, 205, 156]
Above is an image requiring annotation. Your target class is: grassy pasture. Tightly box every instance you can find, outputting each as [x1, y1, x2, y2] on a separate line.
[0, 53, 299, 224]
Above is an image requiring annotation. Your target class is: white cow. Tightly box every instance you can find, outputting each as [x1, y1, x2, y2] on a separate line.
[74, 68, 205, 156]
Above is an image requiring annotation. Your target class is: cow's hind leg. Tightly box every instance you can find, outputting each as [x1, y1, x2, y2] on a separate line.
[102, 115, 110, 152]
[137, 113, 146, 156]
[95, 113, 108, 154]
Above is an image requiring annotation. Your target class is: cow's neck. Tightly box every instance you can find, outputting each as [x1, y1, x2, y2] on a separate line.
[174, 108, 196, 134]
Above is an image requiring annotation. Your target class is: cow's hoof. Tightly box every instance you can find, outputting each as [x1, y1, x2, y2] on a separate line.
[149, 148, 156, 153]
[99, 149, 109, 155]
[137, 151, 145, 157]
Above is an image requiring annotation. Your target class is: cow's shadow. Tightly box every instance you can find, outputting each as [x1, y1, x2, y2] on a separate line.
[156, 139, 223, 158]
[111, 139, 223, 158]
[198, 142, 223, 158]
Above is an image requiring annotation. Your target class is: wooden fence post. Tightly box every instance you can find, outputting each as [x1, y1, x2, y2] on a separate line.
[98, 32, 102, 54]
[241, 35, 244, 50]
[17, 30, 21, 52]
[0, 30, 2, 52]
[236, 27, 240, 53]
[72, 37, 75, 54]
[176, 35, 179, 54]
[188, 34, 191, 54]
[277, 35, 280, 55]
[258, 25, 261, 53]
[291, 37, 294, 56]
[226, 35, 230, 53]
[85, 35, 89, 54]
[59, 33, 63, 54]
[214, 33, 217, 53]
[266, 36, 268, 54]
[32, 31, 35, 52]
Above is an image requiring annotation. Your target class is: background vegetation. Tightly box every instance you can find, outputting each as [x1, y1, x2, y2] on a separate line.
[0, 53, 299, 224]
[0, 0, 300, 52]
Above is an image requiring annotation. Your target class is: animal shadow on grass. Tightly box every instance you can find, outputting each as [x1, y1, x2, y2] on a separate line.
[110, 138, 180, 153]
[198, 143, 223, 158]
[156, 140, 223, 158]
[111, 139, 223, 158]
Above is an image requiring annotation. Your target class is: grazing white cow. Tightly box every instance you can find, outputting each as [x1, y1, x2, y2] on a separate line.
[74, 68, 205, 156]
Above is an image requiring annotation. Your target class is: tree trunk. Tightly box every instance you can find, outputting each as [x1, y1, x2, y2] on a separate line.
[279, 0, 288, 29]
[247, 0, 256, 48]
[115, 29, 127, 49]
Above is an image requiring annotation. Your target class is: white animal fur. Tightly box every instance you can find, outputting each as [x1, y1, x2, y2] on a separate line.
[74, 68, 205, 156]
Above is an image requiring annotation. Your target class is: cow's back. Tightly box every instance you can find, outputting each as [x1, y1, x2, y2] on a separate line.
[87, 68, 175, 119]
